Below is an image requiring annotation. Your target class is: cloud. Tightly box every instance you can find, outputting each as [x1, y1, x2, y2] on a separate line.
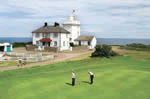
[0, 0, 150, 38]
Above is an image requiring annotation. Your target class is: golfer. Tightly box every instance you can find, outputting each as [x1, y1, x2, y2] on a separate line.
[72, 71, 76, 86]
[88, 72, 94, 84]
[18, 59, 22, 67]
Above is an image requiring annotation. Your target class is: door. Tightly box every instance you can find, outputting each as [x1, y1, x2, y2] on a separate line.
[7, 46, 11, 52]
[88, 41, 91, 46]
[79, 41, 81, 46]
[42, 42, 45, 46]
[0, 46, 4, 52]
[48, 42, 50, 47]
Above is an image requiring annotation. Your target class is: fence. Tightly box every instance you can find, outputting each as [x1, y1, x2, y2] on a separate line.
[6, 52, 43, 57]
[0, 55, 53, 62]
[0, 52, 53, 62]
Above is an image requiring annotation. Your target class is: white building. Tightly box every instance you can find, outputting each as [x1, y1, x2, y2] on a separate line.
[63, 13, 80, 43]
[74, 36, 97, 49]
[0, 43, 13, 52]
[32, 22, 70, 51]
[32, 11, 96, 51]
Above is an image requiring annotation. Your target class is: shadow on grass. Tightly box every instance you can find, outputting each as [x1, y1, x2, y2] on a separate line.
[65, 83, 72, 86]
[82, 81, 91, 84]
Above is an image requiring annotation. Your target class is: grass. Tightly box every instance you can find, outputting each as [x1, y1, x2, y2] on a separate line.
[14, 47, 25, 50]
[120, 45, 150, 52]
[0, 61, 18, 67]
[0, 51, 150, 99]
[0, 61, 34, 67]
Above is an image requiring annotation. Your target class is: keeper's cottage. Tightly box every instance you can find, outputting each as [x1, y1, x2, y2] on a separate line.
[32, 11, 96, 51]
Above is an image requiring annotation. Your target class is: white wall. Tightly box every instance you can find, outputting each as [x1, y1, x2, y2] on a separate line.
[71, 25, 80, 43]
[81, 41, 88, 45]
[91, 37, 97, 49]
[49, 33, 60, 47]
[32, 33, 43, 45]
[60, 33, 70, 51]
[74, 41, 78, 45]
[63, 24, 80, 44]
[73, 37, 97, 49]
[32, 32, 70, 51]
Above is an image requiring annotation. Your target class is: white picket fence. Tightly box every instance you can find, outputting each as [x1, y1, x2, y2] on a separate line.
[0, 56, 53, 62]
[6, 52, 43, 57]
[0, 52, 53, 62]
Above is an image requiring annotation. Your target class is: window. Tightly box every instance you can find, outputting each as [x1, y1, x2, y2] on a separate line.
[66, 34, 68, 38]
[36, 41, 39, 46]
[42, 33, 44, 38]
[53, 33, 58, 38]
[70, 38, 72, 41]
[54, 41, 57, 46]
[63, 41, 65, 46]
[36, 33, 40, 38]
[48, 33, 50, 38]
[42, 33, 50, 38]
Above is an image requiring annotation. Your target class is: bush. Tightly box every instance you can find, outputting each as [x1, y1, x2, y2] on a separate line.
[13, 41, 32, 48]
[120, 43, 150, 52]
[70, 43, 74, 47]
[126, 43, 147, 48]
[91, 45, 118, 58]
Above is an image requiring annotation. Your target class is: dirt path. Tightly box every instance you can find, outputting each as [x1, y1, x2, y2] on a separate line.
[0, 51, 93, 71]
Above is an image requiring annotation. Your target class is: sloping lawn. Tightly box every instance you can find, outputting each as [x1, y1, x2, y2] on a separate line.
[0, 61, 19, 67]
[0, 56, 150, 99]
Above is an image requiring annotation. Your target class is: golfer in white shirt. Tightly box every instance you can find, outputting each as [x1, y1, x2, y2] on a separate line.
[72, 71, 76, 86]
[88, 72, 94, 84]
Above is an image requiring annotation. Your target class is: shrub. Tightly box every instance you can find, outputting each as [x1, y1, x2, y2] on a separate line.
[126, 43, 147, 48]
[91, 45, 118, 58]
[13, 41, 32, 48]
[70, 43, 74, 47]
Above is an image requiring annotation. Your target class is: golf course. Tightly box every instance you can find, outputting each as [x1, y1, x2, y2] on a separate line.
[0, 49, 150, 99]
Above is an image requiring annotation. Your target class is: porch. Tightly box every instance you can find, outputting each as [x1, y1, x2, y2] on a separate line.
[39, 38, 52, 47]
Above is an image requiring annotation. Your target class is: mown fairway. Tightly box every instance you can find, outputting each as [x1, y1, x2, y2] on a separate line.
[0, 54, 150, 99]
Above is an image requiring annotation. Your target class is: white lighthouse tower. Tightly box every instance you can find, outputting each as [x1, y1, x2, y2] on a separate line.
[63, 10, 80, 43]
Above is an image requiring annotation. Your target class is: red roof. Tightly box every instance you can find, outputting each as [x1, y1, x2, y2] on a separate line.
[40, 38, 52, 41]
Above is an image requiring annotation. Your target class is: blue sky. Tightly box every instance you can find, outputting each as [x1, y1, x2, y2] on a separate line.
[0, 0, 150, 38]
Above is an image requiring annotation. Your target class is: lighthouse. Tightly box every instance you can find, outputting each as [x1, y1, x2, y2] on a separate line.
[63, 10, 80, 43]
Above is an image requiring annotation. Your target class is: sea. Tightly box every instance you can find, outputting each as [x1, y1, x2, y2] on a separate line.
[0, 37, 150, 45]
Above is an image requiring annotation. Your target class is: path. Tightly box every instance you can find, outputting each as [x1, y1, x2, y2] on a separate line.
[0, 51, 93, 71]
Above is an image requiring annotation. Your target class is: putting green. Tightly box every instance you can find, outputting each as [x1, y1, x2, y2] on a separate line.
[0, 56, 150, 99]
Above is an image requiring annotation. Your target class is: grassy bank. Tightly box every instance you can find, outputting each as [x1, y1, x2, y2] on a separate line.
[120, 43, 150, 52]
[0, 53, 150, 99]
[0, 61, 18, 67]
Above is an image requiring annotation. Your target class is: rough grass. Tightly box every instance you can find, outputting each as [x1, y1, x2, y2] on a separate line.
[0, 61, 18, 67]
[120, 45, 150, 52]
[13, 47, 25, 50]
[0, 54, 150, 99]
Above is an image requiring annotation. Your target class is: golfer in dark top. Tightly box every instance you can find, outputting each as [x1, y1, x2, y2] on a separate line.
[88, 72, 94, 84]
[72, 71, 76, 86]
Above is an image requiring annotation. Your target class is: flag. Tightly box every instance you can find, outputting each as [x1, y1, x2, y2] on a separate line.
[73, 10, 75, 13]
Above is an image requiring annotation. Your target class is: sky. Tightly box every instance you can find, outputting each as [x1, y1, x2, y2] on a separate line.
[0, 0, 150, 38]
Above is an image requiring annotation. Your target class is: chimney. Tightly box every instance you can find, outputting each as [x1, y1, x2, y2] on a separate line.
[44, 22, 48, 27]
[54, 22, 59, 27]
